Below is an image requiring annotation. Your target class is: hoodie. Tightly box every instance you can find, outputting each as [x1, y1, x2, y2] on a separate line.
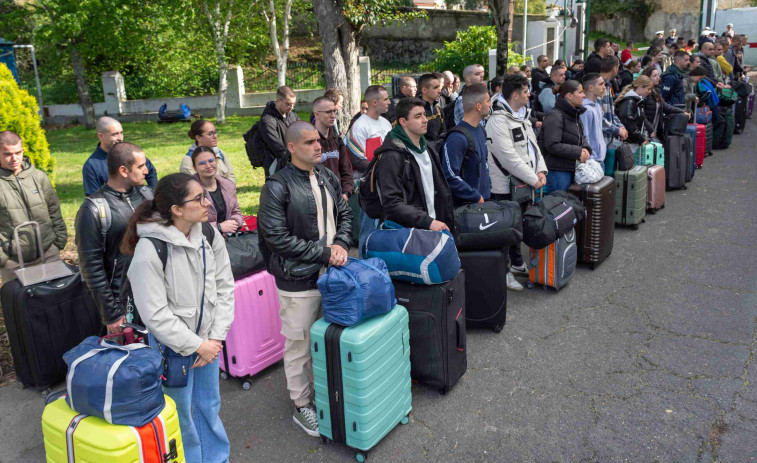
[580, 97, 607, 162]
[260, 100, 300, 176]
[127, 220, 235, 356]
[180, 144, 236, 184]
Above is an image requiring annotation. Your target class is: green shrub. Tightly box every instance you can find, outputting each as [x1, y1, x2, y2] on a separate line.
[424, 26, 526, 77]
[0, 63, 55, 182]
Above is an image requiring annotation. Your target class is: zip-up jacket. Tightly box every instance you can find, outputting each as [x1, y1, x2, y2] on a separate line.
[75, 184, 150, 324]
[260, 101, 300, 175]
[0, 157, 66, 267]
[615, 91, 654, 144]
[318, 126, 354, 196]
[539, 97, 592, 173]
[660, 65, 686, 106]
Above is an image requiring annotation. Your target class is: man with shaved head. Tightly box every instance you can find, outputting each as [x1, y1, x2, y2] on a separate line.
[453, 63, 486, 125]
[386, 75, 417, 123]
[82, 116, 157, 196]
[258, 120, 352, 439]
[0, 131, 67, 283]
[312, 96, 353, 200]
[440, 70, 455, 106]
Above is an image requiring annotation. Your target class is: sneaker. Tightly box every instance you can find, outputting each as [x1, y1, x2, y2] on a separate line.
[506, 272, 524, 291]
[293, 405, 320, 437]
[510, 263, 529, 275]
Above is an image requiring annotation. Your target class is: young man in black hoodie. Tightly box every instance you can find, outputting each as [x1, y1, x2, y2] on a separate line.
[584, 38, 613, 75]
[260, 85, 300, 177]
[374, 98, 456, 232]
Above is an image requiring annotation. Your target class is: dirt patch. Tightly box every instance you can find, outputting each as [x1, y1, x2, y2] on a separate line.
[709, 417, 730, 456]
[0, 310, 16, 387]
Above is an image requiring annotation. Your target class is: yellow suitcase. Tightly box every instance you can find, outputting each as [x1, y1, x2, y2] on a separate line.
[42, 394, 184, 463]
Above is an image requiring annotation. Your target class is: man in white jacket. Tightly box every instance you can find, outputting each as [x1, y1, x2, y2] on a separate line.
[486, 74, 548, 285]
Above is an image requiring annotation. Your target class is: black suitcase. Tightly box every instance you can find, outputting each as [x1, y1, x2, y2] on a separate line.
[458, 249, 508, 332]
[664, 134, 687, 190]
[734, 97, 747, 135]
[1, 267, 100, 391]
[393, 271, 467, 394]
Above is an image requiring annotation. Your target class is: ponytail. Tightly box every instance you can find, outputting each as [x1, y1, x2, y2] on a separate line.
[120, 200, 160, 255]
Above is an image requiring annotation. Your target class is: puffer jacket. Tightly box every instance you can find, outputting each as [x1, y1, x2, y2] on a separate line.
[539, 97, 592, 173]
[0, 157, 66, 267]
[127, 221, 235, 356]
[179, 144, 237, 184]
[615, 90, 654, 144]
[258, 163, 352, 292]
[486, 98, 548, 195]
[75, 184, 151, 324]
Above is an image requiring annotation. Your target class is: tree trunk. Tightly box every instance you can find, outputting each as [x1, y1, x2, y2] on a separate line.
[488, 0, 514, 77]
[204, 0, 234, 123]
[312, 0, 360, 129]
[69, 46, 96, 129]
[280, 0, 292, 89]
[216, 49, 229, 124]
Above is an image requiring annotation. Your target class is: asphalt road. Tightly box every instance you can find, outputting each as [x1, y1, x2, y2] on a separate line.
[2, 117, 756, 463]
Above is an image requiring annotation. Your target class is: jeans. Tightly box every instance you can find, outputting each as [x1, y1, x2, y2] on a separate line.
[152, 336, 230, 463]
[544, 171, 574, 194]
[358, 210, 379, 258]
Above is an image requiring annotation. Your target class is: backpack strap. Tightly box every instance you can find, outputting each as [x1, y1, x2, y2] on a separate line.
[138, 185, 154, 201]
[201, 222, 215, 246]
[146, 237, 169, 271]
[85, 195, 111, 254]
[446, 125, 477, 177]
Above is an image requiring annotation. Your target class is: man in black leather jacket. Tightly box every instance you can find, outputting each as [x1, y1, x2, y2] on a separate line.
[75, 142, 151, 334]
[257, 121, 351, 438]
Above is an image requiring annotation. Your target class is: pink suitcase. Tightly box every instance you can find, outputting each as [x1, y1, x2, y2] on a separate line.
[647, 165, 665, 213]
[220, 271, 285, 389]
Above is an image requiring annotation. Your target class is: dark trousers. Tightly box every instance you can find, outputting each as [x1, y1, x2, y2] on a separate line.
[490, 192, 525, 268]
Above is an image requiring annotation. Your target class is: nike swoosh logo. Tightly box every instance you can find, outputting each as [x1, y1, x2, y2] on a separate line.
[479, 221, 499, 231]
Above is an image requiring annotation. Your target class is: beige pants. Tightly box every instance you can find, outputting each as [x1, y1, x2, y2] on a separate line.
[278, 291, 322, 408]
[1, 245, 60, 284]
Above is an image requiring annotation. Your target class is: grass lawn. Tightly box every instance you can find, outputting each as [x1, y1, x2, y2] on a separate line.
[47, 113, 310, 260]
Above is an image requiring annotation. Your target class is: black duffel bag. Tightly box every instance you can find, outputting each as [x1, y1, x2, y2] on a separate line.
[666, 113, 689, 136]
[224, 230, 266, 280]
[455, 200, 523, 251]
[615, 142, 635, 171]
[522, 191, 585, 249]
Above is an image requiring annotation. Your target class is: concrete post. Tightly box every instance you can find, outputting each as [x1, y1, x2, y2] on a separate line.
[102, 71, 126, 116]
[488, 48, 497, 79]
[226, 66, 245, 109]
[359, 57, 371, 95]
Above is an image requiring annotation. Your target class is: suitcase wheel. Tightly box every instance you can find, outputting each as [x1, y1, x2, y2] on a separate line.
[321, 436, 329, 444]
[526, 282, 534, 290]
[356, 451, 368, 462]
[590, 264, 597, 271]
[632, 224, 640, 230]
[40, 387, 52, 399]
[661, 204, 665, 209]
[242, 380, 252, 391]
[493, 323, 504, 333]
[401, 415, 410, 425]
[648, 209, 656, 215]
[439, 387, 449, 395]
[220, 371, 229, 380]
[641, 218, 646, 224]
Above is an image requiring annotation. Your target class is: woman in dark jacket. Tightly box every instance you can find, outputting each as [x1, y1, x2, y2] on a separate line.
[614, 75, 655, 146]
[540, 80, 592, 193]
[641, 67, 688, 141]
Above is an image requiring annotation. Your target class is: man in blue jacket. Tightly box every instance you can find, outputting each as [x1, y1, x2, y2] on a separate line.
[82, 117, 157, 196]
[442, 83, 491, 207]
[660, 51, 691, 106]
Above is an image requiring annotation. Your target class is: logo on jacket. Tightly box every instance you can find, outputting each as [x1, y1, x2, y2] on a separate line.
[511, 127, 525, 142]
[479, 213, 498, 231]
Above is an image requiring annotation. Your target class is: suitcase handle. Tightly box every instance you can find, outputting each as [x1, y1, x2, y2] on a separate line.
[12, 221, 45, 268]
[456, 317, 465, 351]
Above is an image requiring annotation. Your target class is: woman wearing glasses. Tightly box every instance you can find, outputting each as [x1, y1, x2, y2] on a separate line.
[180, 119, 237, 184]
[122, 173, 234, 463]
[191, 146, 243, 234]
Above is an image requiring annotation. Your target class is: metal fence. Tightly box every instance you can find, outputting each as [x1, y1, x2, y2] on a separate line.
[371, 61, 425, 85]
[244, 61, 326, 92]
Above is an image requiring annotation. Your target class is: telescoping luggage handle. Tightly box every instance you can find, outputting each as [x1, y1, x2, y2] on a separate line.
[12, 221, 73, 286]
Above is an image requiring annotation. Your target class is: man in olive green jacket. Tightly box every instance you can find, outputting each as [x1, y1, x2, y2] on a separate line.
[0, 131, 67, 283]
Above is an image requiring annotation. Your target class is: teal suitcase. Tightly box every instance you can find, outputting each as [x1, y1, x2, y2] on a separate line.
[614, 166, 647, 229]
[311, 305, 412, 462]
[633, 141, 664, 166]
[604, 146, 616, 177]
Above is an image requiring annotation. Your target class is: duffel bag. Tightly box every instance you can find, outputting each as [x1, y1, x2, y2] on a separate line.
[615, 143, 635, 171]
[224, 230, 266, 280]
[63, 336, 164, 427]
[666, 113, 689, 136]
[362, 220, 460, 285]
[574, 159, 605, 185]
[318, 257, 396, 326]
[455, 200, 522, 251]
[523, 191, 585, 249]
[695, 106, 713, 124]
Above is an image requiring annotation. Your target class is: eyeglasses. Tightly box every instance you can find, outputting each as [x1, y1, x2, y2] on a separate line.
[180, 194, 209, 206]
[315, 109, 337, 116]
[197, 157, 216, 166]
[204, 131, 218, 137]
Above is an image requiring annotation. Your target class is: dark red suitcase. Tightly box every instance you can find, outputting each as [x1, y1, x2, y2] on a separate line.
[568, 176, 615, 270]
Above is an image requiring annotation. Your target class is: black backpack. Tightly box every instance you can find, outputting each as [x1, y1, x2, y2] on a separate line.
[522, 191, 585, 249]
[357, 151, 387, 220]
[243, 122, 267, 168]
[119, 222, 215, 325]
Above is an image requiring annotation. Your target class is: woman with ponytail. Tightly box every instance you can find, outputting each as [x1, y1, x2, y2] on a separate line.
[641, 66, 687, 142]
[614, 75, 656, 146]
[122, 173, 234, 463]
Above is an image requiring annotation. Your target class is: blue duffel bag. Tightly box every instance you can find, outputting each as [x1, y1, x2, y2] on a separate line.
[362, 220, 461, 285]
[318, 257, 396, 326]
[63, 336, 164, 427]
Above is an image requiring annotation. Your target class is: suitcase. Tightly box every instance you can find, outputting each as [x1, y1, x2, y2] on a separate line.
[705, 121, 713, 154]
[393, 271, 467, 394]
[311, 305, 412, 462]
[458, 249, 508, 332]
[527, 229, 578, 291]
[1, 267, 100, 392]
[614, 166, 647, 229]
[748, 93, 754, 118]
[684, 125, 696, 182]
[604, 146, 616, 177]
[568, 177, 615, 270]
[663, 134, 687, 190]
[734, 97, 747, 135]
[688, 123, 706, 168]
[42, 394, 184, 463]
[219, 271, 285, 390]
[646, 165, 666, 213]
[633, 141, 664, 167]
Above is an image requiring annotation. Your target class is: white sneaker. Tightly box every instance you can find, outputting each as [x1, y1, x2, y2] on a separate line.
[510, 263, 529, 275]
[293, 405, 320, 437]
[506, 272, 524, 291]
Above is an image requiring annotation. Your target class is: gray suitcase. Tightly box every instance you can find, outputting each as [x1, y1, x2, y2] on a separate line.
[614, 166, 647, 229]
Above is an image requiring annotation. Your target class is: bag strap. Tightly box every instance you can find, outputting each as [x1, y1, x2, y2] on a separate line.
[196, 241, 206, 335]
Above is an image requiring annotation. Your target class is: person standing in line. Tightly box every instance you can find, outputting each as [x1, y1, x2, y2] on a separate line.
[180, 119, 236, 184]
[260, 85, 300, 178]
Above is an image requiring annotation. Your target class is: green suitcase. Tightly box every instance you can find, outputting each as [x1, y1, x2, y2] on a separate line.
[311, 305, 412, 462]
[614, 166, 647, 229]
[633, 141, 664, 166]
